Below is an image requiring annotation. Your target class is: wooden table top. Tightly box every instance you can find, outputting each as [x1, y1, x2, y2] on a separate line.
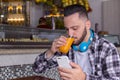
[11, 76, 54, 80]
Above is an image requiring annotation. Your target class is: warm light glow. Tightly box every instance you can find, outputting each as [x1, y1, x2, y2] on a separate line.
[0, 15, 4, 18]
[8, 5, 13, 12]
[16, 4, 22, 14]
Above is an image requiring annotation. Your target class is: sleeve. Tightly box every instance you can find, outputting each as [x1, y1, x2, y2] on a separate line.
[86, 46, 120, 80]
[33, 51, 62, 73]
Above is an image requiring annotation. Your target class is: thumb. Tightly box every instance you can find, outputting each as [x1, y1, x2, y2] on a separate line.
[70, 62, 80, 69]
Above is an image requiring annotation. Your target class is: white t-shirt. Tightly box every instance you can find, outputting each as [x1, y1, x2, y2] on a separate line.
[71, 50, 92, 74]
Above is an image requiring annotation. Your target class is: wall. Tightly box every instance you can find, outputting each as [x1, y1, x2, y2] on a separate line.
[102, 0, 120, 34]
[88, 0, 112, 31]
[29, 1, 44, 28]
[88, 0, 102, 31]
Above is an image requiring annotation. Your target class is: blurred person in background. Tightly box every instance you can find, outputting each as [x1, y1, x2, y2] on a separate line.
[37, 17, 51, 29]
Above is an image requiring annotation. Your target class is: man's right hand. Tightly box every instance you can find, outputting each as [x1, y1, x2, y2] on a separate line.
[46, 36, 67, 58]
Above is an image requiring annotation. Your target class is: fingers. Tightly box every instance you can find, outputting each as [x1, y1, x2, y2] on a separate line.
[59, 72, 70, 80]
[51, 36, 67, 52]
[58, 67, 72, 74]
[58, 62, 85, 80]
[54, 36, 66, 45]
[70, 62, 80, 69]
[58, 67, 71, 80]
[57, 36, 67, 45]
[54, 39, 64, 47]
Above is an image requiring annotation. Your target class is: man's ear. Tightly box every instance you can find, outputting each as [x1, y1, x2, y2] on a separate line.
[85, 20, 91, 30]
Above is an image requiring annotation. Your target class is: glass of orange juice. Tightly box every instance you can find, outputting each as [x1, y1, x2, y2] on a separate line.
[59, 36, 74, 54]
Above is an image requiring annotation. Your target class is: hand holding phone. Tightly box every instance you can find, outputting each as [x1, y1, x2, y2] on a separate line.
[56, 56, 72, 68]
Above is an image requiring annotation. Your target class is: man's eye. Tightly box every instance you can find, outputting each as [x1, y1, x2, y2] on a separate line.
[73, 28, 77, 30]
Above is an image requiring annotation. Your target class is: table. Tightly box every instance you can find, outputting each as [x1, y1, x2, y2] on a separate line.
[11, 76, 54, 80]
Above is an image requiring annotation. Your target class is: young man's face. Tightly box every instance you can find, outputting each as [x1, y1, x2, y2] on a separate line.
[64, 13, 91, 45]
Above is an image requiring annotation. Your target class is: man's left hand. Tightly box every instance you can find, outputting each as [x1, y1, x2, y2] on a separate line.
[58, 62, 86, 80]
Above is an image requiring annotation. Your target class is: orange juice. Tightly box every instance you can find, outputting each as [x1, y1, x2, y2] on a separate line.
[59, 37, 74, 54]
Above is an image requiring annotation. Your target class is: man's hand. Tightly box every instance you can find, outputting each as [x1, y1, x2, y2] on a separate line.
[51, 36, 67, 53]
[46, 36, 67, 58]
[58, 62, 86, 80]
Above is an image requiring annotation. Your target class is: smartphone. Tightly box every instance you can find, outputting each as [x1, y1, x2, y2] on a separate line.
[56, 56, 72, 68]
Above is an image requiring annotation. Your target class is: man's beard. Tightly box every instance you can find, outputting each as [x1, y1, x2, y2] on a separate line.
[74, 27, 87, 45]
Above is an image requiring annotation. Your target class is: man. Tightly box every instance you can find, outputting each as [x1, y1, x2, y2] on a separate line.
[33, 4, 120, 80]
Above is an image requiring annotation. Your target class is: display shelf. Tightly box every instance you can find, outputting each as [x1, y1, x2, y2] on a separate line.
[0, 42, 51, 49]
[0, 0, 28, 26]
[0, 24, 66, 49]
[100, 34, 120, 47]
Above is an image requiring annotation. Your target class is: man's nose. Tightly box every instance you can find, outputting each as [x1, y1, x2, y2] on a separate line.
[67, 30, 74, 37]
[68, 33, 74, 37]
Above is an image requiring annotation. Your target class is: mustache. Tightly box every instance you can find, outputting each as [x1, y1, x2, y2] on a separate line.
[72, 36, 77, 39]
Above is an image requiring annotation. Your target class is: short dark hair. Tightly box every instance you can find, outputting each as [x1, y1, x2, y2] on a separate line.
[39, 17, 46, 23]
[64, 4, 88, 19]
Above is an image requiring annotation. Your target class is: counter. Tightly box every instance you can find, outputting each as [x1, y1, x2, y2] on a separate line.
[0, 42, 51, 49]
[0, 48, 47, 66]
